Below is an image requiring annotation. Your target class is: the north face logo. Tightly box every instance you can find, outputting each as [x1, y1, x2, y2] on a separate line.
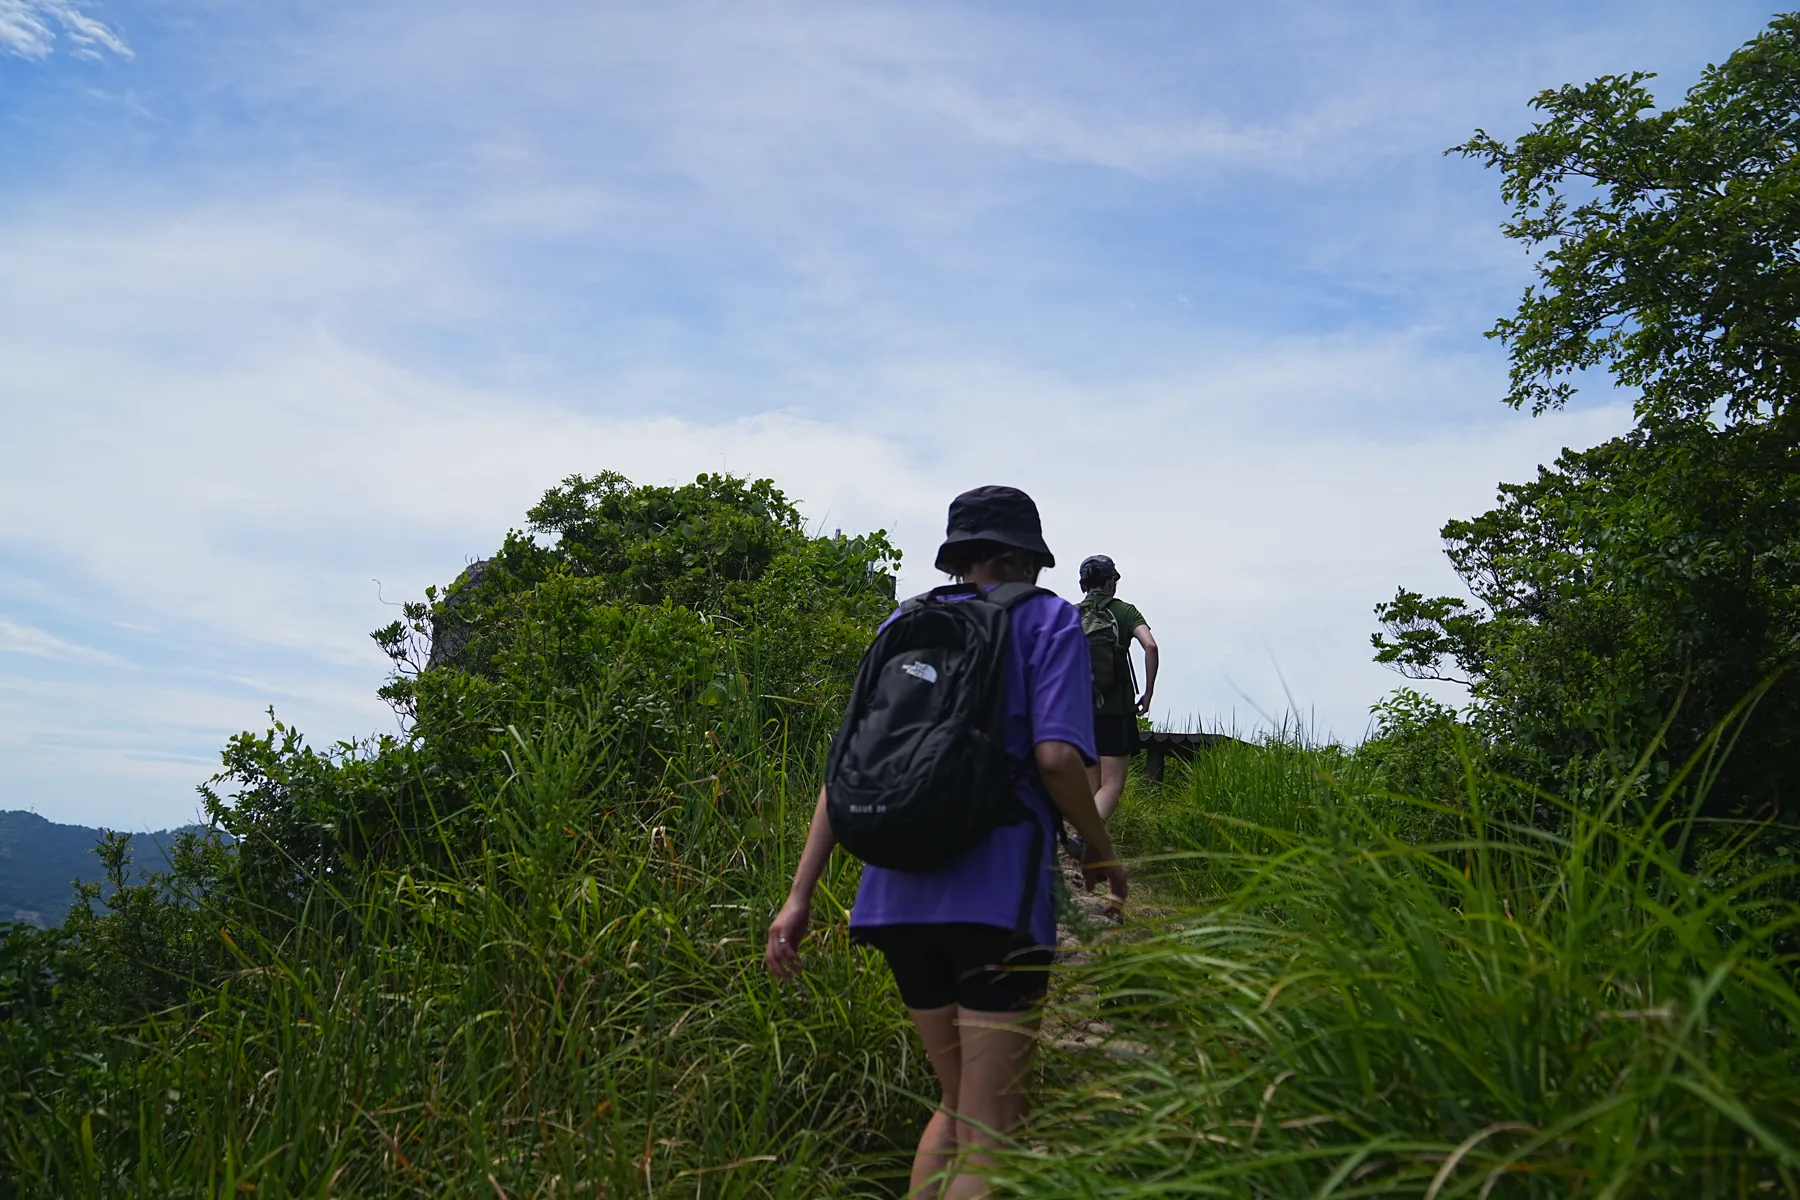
[900, 661, 938, 684]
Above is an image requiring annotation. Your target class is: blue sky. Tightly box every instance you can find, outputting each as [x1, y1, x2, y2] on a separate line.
[0, 0, 1781, 830]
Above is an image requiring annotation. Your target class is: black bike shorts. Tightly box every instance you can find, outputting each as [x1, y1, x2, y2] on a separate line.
[855, 923, 1053, 1012]
[1093, 711, 1138, 758]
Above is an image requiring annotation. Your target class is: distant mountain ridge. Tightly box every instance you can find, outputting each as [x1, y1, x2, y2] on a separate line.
[0, 811, 206, 927]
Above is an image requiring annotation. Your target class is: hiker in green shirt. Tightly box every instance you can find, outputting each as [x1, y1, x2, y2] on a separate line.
[1076, 555, 1158, 823]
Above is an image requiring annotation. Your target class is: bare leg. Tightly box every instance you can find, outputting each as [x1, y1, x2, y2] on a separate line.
[906, 1004, 962, 1197]
[1093, 755, 1129, 823]
[1077, 762, 1104, 847]
[943, 1009, 1040, 1200]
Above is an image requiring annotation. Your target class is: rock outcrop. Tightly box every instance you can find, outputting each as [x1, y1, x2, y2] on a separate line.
[426, 559, 490, 670]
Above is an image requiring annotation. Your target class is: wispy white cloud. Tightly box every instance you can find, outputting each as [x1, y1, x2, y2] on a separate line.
[0, 618, 119, 664]
[0, 0, 129, 60]
[0, 198, 1630, 815]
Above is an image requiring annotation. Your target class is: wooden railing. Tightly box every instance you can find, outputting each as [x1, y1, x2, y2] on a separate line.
[1134, 729, 1239, 782]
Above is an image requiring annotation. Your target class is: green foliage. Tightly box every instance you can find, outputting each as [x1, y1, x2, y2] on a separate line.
[1357, 689, 1492, 819]
[1460, 16, 1800, 428]
[524, 471, 816, 613]
[378, 471, 897, 710]
[199, 718, 395, 928]
[1375, 16, 1800, 816]
[1, 828, 233, 1173]
[2, 704, 923, 1197]
[1379, 425, 1800, 808]
[1006, 738, 1800, 1197]
[59, 829, 232, 1024]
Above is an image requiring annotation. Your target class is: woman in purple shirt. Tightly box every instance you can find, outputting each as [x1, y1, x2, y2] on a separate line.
[765, 486, 1127, 1199]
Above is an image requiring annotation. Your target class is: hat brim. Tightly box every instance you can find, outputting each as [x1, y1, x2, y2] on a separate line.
[933, 528, 1056, 572]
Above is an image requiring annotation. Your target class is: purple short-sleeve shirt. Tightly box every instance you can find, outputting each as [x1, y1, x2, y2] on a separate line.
[847, 589, 1096, 949]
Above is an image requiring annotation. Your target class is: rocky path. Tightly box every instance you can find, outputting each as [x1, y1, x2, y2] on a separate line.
[1045, 849, 1135, 1055]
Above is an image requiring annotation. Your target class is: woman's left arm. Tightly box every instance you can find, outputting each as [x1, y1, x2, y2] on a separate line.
[765, 786, 836, 980]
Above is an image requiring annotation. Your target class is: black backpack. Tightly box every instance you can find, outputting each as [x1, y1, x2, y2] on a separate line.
[826, 582, 1045, 872]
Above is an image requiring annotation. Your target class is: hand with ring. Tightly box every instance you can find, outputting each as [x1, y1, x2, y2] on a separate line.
[766, 897, 810, 980]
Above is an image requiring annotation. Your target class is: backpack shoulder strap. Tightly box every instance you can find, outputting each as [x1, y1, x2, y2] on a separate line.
[1106, 596, 1125, 637]
[983, 581, 1049, 611]
[901, 581, 1045, 611]
[1078, 591, 1119, 625]
[901, 583, 979, 613]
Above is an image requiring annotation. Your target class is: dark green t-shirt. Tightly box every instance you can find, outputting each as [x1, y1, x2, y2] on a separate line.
[1085, 595, 1148, 715]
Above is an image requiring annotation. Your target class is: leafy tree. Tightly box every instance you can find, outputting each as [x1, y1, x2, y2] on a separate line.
[202, 471, 898, 912]
[377, 471, 896, 715]
[521, 471, 808, 612]
[1375, 16, 1800, 816]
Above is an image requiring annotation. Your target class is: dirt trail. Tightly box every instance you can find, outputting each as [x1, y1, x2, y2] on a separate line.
[1055, 852, 1116, 956]
[1046, 850, 1136, 1055]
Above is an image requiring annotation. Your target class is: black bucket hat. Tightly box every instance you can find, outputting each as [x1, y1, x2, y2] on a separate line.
[933, 485, 1056, 572]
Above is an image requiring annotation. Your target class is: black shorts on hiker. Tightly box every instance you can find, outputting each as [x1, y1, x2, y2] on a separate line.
[855, 923, 1053, 1012]
[1093, 711, 1138, 758]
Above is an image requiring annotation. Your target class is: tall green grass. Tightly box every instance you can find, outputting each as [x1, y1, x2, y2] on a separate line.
[1, 703, 927, 1197]
[10, 708, 1798, 1195]
[1006, 737, 1800, 1197]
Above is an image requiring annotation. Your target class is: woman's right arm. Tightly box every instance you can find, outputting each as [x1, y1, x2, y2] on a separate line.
[765, 785, 836, 980]
[1035, 740, 1128, 905]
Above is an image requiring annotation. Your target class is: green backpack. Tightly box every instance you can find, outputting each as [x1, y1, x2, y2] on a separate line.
[1079, 594, 1130, 702]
